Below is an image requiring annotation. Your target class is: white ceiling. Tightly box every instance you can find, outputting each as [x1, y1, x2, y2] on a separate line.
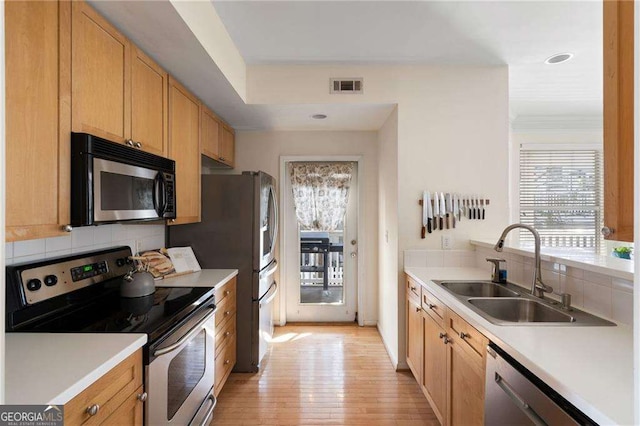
[214, 0, 603, 118]
[90, 1, 603, 131]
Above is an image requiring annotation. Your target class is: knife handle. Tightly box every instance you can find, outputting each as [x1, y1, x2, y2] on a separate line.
[421, 226, 426, 239]
[482, 208, 485, 220]
[439, 217, 443, 229]
[446, 214, 450, 229]
[427, 219, 432, 234]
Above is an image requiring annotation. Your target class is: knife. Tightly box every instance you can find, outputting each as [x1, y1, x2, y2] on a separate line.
[467, 196, 472, 219]
[445, 193, 452, 229]
[481, 196, 485, 220]
[476, 195, 481, 220]
[433, 192, 440, 231]
[422, 191, 429, 237]
[452, 194, 458, 228]
[427, 192, 433, 233]
[471, 196, 476, 219]
[439, 193, 446, 230]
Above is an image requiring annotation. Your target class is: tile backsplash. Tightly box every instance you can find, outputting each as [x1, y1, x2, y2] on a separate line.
[404, 247, 634, 326]
[5, 224, 166, 265]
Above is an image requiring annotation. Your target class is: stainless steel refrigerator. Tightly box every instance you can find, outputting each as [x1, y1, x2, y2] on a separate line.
[168, 171, 278, 372]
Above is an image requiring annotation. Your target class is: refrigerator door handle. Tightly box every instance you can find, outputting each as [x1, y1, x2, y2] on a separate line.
[259, 259, 278, 280]
[258, 281, 278, 305]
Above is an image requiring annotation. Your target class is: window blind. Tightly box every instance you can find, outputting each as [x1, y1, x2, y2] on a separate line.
[519, 149, 603, 251]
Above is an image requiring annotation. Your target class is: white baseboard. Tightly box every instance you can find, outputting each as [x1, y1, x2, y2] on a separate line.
[377, 323, 398, 369]
[363, 320, 377, 326]
[396, 360, 410, 370]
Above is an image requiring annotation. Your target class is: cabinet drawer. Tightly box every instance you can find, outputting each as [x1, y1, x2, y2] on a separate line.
[215, 315, 236, 357]
[446, 309, 488, 359]
[215, 336, 236, 394]
[406, 276, 421, 304]
[422, 287, 445, 327]
[215, 278, 236, 306]
[215, 289, 236, 329]
[65, 350, 142, 425]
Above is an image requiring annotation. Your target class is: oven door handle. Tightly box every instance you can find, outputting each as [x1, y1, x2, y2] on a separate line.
[153, 306, 216, 357]
[190, 393, 217, 426]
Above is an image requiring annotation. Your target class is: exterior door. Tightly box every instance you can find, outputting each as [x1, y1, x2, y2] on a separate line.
[285, 162, 358, 322]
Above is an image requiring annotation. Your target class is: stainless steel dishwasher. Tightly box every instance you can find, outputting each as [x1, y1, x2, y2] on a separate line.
[485, 343, 596, 426]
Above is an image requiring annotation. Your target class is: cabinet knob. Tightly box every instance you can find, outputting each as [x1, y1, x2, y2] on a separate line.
[439, 332, 446, 339]
[170, 219, 176, 223]
[459, 332, 470, 340]
[61, 224, 73, 232]
[415, 306, 421, 312]
[601, 226, 614, 237]
[225, 359, 231, 365]
[134, 141, 142, 149]
[126, 139, 134, 147]
[427, 303, 435, 310]
[86, 404, 100, 416]
[225, 331, 231, 337]
[443, 337, 451, 344]
[219, 157, 226, 161]
[137, 392, 148, 402]
[224, 290, 231, 296]
[410, 286, 416, 291]
[225, 310, 231, 316]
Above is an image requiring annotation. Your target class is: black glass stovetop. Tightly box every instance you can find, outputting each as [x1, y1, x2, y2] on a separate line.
[20, 285, 216, 345]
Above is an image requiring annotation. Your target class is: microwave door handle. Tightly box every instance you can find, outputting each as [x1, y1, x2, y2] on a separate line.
[154, 173, 167, 217]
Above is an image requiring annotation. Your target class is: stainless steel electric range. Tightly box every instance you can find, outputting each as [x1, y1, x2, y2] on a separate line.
[5, 246, 217, 426]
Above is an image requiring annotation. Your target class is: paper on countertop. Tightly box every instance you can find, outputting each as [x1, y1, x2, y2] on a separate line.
[167, 247, 202, 273]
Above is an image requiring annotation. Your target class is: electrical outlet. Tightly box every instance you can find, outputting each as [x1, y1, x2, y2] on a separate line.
[441, 235, 452, 250]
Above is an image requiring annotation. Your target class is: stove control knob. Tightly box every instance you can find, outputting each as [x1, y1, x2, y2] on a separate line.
[116, 258, 125, 267]
[44, 275, 58, 287]
[26, 279, 42, 291]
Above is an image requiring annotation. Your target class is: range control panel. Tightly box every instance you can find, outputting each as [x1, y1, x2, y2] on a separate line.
[17, 246, 133, 306]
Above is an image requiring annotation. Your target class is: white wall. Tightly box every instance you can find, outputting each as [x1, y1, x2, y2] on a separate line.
[230, 130, 380, 326]
[247, 64, 510, 363]
[377, 108, 399, 366]
[5, 224, 165, 266]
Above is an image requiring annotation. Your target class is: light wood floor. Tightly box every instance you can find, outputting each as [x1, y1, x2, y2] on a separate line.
[212, 325, 438, 425]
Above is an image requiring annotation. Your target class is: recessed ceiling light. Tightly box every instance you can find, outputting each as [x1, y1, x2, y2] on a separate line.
[311, 114, 327, 120]
[545, 53, 574, 65]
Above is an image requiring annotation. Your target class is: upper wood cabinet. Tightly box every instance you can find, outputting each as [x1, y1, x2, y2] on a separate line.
[71, 1, 131, 143]
[603, 0, 634, 242]
[131, 47, 169, 157]
[201, 105, 222, 160]
[5, 1, 71, 242]
[219, 124, 236, 167]
[168, 77, 201, 226]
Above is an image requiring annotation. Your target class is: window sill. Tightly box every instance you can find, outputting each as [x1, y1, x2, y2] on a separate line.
[470, 239, 633, 281]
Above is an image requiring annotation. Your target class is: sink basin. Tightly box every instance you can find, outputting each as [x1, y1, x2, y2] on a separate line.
[439, 281, 520, 298]
[468, 298, 575, 323]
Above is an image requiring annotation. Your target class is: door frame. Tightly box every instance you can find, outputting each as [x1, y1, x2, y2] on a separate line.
[279, 155, 364, 326]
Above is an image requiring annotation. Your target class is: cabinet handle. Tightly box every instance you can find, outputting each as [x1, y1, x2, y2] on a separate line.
[170, 219, 176, 223]
[225, 331, 231, 337]
[225, 359, 231, 365]
[224, 290, 231, 296]
[601, 226, 614, 237]
[134, 141, 142, 149]
[219, 157, 226, 161]
[61, 224, 73, 232]
[443, 337, 451, 344]
[125, 139, 134, 147]
[86, 404, 100, 416]
[137, 392, 148, 402]
[459, 332, 470, 340]
[439, 332, 446, 339]
[427, 303, 436, 310]
[225, 310, 231, 316]
[410, 286, 416, 291]
[415, 306, 421, 312]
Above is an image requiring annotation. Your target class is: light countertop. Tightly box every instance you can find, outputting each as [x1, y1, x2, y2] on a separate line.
[405, 266, 633, 426]
[156, 269, 238, 289]
[5, 333, 147, 405]
[5, 269, 236, 405]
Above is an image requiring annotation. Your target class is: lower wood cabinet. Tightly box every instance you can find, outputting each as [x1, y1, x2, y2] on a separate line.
[406, 275, 489, 426]
[214, 277, 237, 396]
[64, 350, 143, 426]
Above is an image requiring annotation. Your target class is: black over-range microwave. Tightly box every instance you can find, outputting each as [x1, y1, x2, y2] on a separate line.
[71, 133, 176, 226]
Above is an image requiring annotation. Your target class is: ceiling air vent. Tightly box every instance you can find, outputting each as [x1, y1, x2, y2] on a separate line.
[330, 78, 363, 94]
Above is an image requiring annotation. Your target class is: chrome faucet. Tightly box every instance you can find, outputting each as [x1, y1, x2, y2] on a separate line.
[494, 224, 553, 299]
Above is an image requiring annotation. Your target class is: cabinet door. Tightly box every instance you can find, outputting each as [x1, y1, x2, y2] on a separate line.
[5, 1, 71, 241]
[219, 125, 235, 167]
[422, 311, 447, 424]
[406, 296, 423, 382]
[131, 47, 168, 157]
[446, 332, 486, 426]
[168, 77, 201, 225]
[201, 105, 221, 160]
[71, 0, 130, 143]
[603, 0, 634, 242]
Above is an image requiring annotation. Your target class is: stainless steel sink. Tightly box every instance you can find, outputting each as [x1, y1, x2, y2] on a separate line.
[468, 298, 574, 323]
[432, 280, 616, 326]
[440, 281, 520, 298]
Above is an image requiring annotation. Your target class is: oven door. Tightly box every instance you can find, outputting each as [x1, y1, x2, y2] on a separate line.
[146, 306, 217, 426]
[93, 157, 166, 222]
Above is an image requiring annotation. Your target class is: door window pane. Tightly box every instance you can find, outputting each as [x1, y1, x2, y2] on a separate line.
[299, 230, 344, 304]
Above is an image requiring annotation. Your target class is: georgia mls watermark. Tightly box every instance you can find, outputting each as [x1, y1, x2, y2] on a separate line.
[0, 405, 63, 426]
